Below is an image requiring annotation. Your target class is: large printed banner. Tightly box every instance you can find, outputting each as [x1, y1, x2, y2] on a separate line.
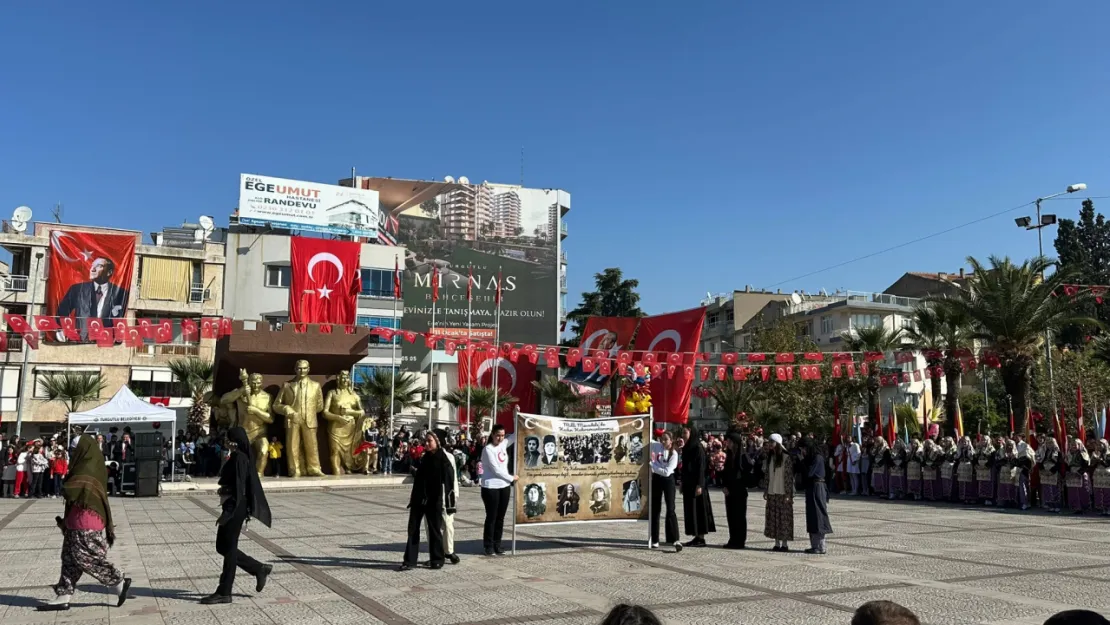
[239, 174, 382, 237]
[514, 412, 651, 525]
[47, 229, 136, 341]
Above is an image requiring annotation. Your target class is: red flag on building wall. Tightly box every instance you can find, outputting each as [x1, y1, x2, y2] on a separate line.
[632, 308, 705, 424]
[289, 236, 361, 326]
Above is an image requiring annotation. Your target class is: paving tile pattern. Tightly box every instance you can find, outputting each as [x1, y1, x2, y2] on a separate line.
[2, 487, 1109, 624]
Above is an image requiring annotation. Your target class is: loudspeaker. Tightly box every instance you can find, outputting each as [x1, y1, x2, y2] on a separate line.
[136, 459, 160, 480]
[134, 476, 159, 497]
[135, 432, 163, 461]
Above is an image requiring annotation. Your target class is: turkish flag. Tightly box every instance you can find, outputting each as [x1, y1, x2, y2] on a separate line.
[460, 349, 537, 433]
[46, 229, 136, 340]
[633, 307, 705, 423]
[289, 236, 361, 326]
[4, 315, 29, 333]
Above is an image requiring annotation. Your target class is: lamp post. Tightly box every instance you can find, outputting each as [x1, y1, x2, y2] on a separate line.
[14, 250, 45, 437]
[1014, 183, 1087, 416]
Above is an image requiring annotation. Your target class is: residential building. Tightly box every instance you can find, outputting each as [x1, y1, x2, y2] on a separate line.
[0, 221, 226, 437]
[440, 181, 494, 240]
[884, 269, 970, 299]
[492, 190, 521, 238]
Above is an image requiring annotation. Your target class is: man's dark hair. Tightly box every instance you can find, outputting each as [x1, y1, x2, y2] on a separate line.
[488, 424, 505, 440]
[599, 604, 662, 625]
[1044, 610, 1110, 625]
[851, 601, 921, 625]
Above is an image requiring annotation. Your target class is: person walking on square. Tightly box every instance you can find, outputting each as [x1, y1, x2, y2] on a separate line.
[401, 431, 456, 571]
[761, 433, 795, 552]
[479, 424, 516, 556]
[721, 432, 751, 549]
[649, 430, 682, 552]
[679, 424, 715, 547]
[799, 438, 832, 554]
[201, 427, 273, 605]
[38, 435, 131, 612]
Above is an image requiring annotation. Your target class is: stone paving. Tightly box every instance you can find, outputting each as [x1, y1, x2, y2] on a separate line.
[2, 486, 1109, 625]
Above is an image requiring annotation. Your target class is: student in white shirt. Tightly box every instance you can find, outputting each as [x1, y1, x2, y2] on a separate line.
[846, 437, 862, 495]
[479, 424, 516, 556]
[649, 431, 682, 552]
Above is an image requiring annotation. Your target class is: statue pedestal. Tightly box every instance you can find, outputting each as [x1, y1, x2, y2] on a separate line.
[213, 320, 372, 475]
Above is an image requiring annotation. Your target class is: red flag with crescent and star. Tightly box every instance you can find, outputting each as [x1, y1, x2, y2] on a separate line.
[46, 229, 137, 341]
[458, 348, 536, 433]
[632, 307, 705, 423]
[289, 236, 361, 326]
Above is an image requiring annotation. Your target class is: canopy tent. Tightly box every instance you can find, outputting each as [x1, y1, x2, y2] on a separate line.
[69, 385, 179, 484]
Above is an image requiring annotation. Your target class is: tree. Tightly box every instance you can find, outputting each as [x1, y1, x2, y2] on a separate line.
[904, 305, 946, 420]
[1031, 347, 1110, 437]
[905, 303, 973, 435]
[531, 376, 580, 417]
[841, 326, 905, 420]
[420, 198, 440, 219]
[514, 226, 525, 238]
[1054, 199, 1110, 346]
[565, 268, 644, 345]
[934, 255, 1100, 434]
[442, 386, 517, 435]
[168, 357, 214, 436]
[39, 372, 106, 414]
[355, 369, 426, 429]
[705, 377, 755, 429]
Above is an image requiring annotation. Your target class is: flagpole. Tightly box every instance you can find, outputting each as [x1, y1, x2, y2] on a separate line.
[490, 267, 502, 436]
[428, 278, 437, 431]
[466, 267, 473, 436]
[389, 255, 399, 436]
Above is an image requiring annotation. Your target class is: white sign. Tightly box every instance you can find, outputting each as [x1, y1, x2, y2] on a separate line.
[238, 174, 382, 237]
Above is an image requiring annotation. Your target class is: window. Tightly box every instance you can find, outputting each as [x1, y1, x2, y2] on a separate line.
[352, 364, 399, 384]
[265, 265, 291, 288]
[357, 315, 400, 344]
[707, 312, 719, 329]
[130, 368, 178, 397]
[34, 367, 102, 400]
[359, 268, 393, 298]
[726, 309, 735, 323]
[709, 342, 720, 354]
[850, 314, 882, 330]
[901, 317, 914, 329]
[820, 315, 834, 335]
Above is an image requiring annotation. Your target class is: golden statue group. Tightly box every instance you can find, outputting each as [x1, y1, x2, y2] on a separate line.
[219, 360, 372, 477]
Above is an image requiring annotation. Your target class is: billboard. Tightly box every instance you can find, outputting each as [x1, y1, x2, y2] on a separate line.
[239, 174, 382, 237]
[395, 183, 566, 370]
[47, 229, 137, 341]
[514, 412, 651, 524]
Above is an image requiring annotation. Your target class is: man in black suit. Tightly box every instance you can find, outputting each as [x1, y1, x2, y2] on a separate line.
[56, 257, 129, 337]
[110, 433, 133, 495]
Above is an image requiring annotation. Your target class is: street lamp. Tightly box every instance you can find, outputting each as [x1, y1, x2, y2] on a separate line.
[1014, 183, 1087, 416]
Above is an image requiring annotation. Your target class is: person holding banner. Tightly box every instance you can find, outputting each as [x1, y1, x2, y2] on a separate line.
[721, 432, 751, 550]
[679, 425, 715, 547]
[649, 431, 681, 552]
[479, 425, 516, 556]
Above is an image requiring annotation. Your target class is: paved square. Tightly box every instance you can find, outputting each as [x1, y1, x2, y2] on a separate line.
[2, 486, 1108, 625]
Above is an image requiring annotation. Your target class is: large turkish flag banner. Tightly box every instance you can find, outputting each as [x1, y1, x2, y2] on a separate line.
[289, 236, 361, 325]
[562, 316, 640, 392]
[47, 229, 136, 340]
[461, 349, 536, 434]
[632, 307, 705, 423]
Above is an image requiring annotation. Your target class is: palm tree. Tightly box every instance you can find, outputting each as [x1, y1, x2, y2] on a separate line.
[168, 357, 214, 436]
[1090, 335, 1110, 368]
[531, 376, 580, 417]
[39, 372, 106, 414]
[746, 399, 787, 436]
[355, 369, 426, 430]
[841, 325, 905, 420]
[905, 304, 973, 434]
[442, 385, 517, 435]
[705, 378, 755, 429]
[904, 305, 946, 422]
[933, 255, 1100, 434]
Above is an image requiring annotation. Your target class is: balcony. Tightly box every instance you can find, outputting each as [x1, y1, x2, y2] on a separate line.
[560, 251, 567, 264]
[0, 274, 28, 293]
[559, 275, 568, 293]
[135, 280, 212, 313]
[133, 343, 200, 357]
[560, 221, 568, 239]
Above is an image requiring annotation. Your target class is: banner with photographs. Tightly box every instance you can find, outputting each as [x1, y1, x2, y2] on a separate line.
[514, 412, 651, 525]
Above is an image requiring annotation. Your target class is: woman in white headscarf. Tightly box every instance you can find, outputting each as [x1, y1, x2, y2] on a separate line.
[1064, 437, 1091, 513]
[1091, 439, 1110, 516]
[906, 439, 923, 501]
[939, 437, 957, 501]
[974, 437, 995, 504]
[994, 438, 1014, 507]
[760, 434, 794, 552]
[1013, 440, 1035, 511]
[1036, 437, 1063, 512]
[888, 440, 907, 500]
[956, 437, 977, 504]
[869, 436, 890, 498]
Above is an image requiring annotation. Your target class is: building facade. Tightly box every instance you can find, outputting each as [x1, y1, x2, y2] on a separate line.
[0, 221, 226, 437]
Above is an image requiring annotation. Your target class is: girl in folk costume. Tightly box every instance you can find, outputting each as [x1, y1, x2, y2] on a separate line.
[975, 438, 996, 504]
[1090, 440, 1110, 515]
[760, 434, 795, 552]
[1065, 437, 1092, 513]
[888, 440, 908, 500]
[906, 439, 924, 501]
[992, 437, 1011, 506]
[956, 436, 977, 503]
[1036, 437, 1064, 512]
[869, 436, 890, 498]
[922, 439, 941, 501]
[1012, 441, 1035, 510]
[939, 437, 957, 501]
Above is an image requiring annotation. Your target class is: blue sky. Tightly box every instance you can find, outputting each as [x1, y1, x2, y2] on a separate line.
[2, 2, 1108, 314]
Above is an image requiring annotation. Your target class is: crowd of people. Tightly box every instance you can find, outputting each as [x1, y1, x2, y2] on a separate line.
[2, 433, 71, 498]
[828, 430, 1110, 515]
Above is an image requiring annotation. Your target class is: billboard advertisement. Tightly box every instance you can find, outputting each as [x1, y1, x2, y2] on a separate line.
[394, 183, 567, 370]
[47, 229, 137, 341]
[514, 412, 651, 524]
[239, 173, 382, 237]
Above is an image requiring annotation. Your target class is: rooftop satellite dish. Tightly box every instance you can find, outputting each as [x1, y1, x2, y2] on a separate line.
[198, 215, 215, 232]
[444, 176, 455, 183]
[790, 292, 803, 305]
[458, 176, 470, 185]
[9, 220, 26, 233]
[13, 206, 32, 223]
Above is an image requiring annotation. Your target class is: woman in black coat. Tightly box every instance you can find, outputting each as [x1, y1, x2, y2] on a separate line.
[400, 431, 456, 571]
[679, 425, 715, 547]
[800, 438, 833, 555]
[721, 432, 752, 549]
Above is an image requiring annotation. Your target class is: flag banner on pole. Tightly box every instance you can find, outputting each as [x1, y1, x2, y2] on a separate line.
[632, 308, 705, 424]
[514, 411, 651, 525]
[394, 257, 402, 299]
[563, 316, 639, 393]
[458, 350, 537, 433]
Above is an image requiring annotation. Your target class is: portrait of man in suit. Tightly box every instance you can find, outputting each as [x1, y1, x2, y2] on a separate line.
[56, 257, 129, 330]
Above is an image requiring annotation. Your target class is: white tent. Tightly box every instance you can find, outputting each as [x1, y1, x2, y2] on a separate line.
[69, 386, 179, 483]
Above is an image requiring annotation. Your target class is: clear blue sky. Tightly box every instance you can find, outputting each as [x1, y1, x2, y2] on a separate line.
[2, 2, 1108, 314]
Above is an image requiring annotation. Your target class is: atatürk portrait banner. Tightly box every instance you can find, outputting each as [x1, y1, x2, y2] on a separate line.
[514, 412, 651, 525]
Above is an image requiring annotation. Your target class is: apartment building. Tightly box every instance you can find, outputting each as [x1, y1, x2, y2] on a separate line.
[0, 221, 226, 437]
[440, 181, 495, 240]
[491, 190, 522, 238]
